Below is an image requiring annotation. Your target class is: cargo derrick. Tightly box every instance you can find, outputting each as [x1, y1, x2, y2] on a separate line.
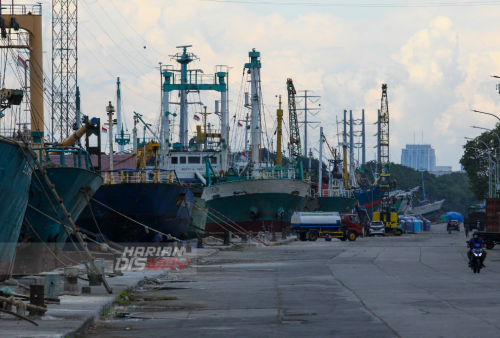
[287, 79, 301, 165]
[372, 84, 401, 235]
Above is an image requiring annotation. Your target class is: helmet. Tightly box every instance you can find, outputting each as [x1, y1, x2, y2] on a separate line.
[473, 233, 479, 239]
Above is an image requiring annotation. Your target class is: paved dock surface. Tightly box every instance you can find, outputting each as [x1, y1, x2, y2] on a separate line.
[78, 224, 500, 338]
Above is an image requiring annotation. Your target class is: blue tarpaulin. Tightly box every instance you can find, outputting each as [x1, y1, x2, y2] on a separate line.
[440, 212, 464, 223]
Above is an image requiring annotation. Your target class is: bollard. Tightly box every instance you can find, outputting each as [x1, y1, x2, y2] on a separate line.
[89, 258, 105, 286]
[271, 231, 277, 242]
[113, 253, 122, 274]
[186, 242, 192, 253]
[82, 286, 91, 294]
[29, 285, 45, 315]
[241, 234, 248, 243]
[168, 242, 175, 254]
[223, 231, 230, 245]
[45, 274, 59, 300]
[64, 267, 78, 292]
[197, 236, 203, 248]
[265, 231, 270, 243]
[249, 231, 253, 243]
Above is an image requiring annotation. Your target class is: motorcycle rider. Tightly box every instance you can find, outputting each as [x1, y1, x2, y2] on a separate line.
[468, 232, 487, 268]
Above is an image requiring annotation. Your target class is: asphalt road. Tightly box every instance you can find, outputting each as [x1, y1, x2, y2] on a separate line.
[82, 224, 500, 338]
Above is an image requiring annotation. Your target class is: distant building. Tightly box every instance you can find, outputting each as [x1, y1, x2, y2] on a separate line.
[429, 166, 453, 176]
[401, 144, 436, 171]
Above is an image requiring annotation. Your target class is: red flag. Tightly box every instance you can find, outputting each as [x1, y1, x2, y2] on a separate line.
[238, 122, 243, 127]
[242, 151, 247, 158]
[17, 55, 28, 69]
[193, 115, 200, 121]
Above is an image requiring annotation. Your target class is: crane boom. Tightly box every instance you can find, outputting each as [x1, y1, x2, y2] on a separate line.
[380, 84, 390, 172]
[287, 78, 301, 164]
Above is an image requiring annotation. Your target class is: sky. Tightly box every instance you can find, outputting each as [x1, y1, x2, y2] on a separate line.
[5, 0, 500, 170]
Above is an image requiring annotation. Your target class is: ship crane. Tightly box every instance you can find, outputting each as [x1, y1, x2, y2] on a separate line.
[372, 84, 402, 235]
[287, 78, 301, 164]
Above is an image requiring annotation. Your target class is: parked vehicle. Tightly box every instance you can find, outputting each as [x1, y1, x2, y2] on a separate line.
[469, 242, 484, 273]
[476, 231, 500, 249]
[447, 220, 460, 232]
[291, 212, 363, 242]
[369, 221, 385, 236]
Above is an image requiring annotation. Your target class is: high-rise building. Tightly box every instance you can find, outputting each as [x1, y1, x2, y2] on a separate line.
[401, 144, 436, 171]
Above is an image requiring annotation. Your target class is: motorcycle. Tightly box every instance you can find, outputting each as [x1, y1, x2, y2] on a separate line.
[470, 243, 484, 274]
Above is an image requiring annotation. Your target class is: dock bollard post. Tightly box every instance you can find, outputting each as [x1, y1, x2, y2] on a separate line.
[113, 253, 122, 275]
[45, 274, 59, 300]
[29, 284, 46, 315]
[265, 231, 270, 243]
[223, 231, 230, 245]
[281, 228, 286, 240]
[249, 231, 253, 243]
[271, 231, 277, 242]
[64, 267, 78, 293]
[186, 242, 192, 253]
[241, 233, 248, 243]
[197, 236, 203, 248]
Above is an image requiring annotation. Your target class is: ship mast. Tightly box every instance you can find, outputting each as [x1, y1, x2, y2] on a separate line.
[245, 48, 261, 177]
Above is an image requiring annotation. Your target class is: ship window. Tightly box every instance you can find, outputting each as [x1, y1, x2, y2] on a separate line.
[180, 157, 186, 164]
[188, 156, 200, 164]
[171, 157, 178, 164]
[211, 157, 217, 164]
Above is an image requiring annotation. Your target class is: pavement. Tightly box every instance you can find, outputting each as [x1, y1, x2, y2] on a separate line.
[3, 224, 500, 337]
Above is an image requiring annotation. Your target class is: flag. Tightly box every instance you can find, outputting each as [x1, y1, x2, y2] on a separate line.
[237, 122, 243, 127]
[17, 55, 28, 69]
[193, 115, 200, 121]
[242, 151, 247, 158]
[102, 127, 108, 133]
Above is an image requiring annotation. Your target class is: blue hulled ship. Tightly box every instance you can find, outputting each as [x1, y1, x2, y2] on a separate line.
[0, 137, 33, 281]
[14, 146, 103, 275]
[75, 169, 194, 243]
[353, 185, 381, 217]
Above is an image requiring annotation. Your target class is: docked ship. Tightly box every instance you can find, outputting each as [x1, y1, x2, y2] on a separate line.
[75, 83, 194, 244]
[15, 122, 103, 275]
[0, 137, 33, 281]
[200, 49, 314, 233]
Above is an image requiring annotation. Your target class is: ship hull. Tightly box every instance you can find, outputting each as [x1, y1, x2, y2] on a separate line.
[186, 197, 207, 239]
[14, 167, 103, 276]
[354, 186, 381, 217]
[409, 199, 445, 222]
[317, 196, 358, 213]
[76, 183, 193, 243]
[202, 179, 314, 234]
[0, 138, 33, 281]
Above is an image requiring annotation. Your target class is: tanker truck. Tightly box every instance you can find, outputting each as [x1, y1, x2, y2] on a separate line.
[291, 212, 364, 242]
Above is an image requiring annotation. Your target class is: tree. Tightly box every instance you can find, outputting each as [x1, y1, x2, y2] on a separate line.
[459, 126, 500, 200]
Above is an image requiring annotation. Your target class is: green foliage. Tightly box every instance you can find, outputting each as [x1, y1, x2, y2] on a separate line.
[115, 290, 137, 305]
[459, 128, 500, 200]
[362, 161, 478, 215]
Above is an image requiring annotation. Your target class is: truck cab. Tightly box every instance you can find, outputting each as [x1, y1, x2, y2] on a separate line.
[340, 214, 364, 240]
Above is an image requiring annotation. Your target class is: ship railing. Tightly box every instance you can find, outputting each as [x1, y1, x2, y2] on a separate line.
[0, 4, 42, 15]
[243, 166, 297, 180]
[321, 189, 355, 198]
[33, 146, 95, 172]
[99, 168, 180, 185]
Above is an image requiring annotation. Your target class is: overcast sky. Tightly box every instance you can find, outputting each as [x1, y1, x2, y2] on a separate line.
[22, 0, 500, 169]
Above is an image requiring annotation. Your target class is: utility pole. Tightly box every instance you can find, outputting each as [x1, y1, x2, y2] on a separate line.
[276, 95, 283, 166]
[362, 109, 366, 165]
[319, 126, 323, 197]
[377, 109, 381, 172]
[350, 110, 354, 179]
[297, 90, 320, 157]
